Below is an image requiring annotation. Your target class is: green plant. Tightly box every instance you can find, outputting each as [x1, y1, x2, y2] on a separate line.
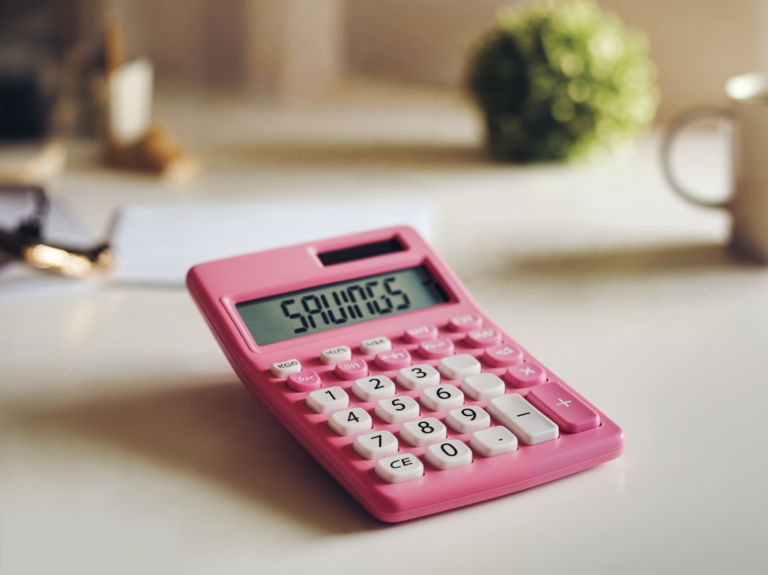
[469, 0, 659, 162]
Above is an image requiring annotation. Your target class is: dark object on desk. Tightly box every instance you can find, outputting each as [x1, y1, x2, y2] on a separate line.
[0, 68, 53, 141]
[0, 185, 112, 278]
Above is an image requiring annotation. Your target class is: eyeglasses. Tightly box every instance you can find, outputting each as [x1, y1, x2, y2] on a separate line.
[0, 185, 112, 278]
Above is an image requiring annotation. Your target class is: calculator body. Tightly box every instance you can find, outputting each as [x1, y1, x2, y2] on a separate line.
[187, 226, 625, 522]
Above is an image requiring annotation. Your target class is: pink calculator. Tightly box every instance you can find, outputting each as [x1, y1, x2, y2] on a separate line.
[187, 226, 625, 522]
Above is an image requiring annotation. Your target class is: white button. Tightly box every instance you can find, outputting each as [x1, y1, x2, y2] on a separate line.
[375, 453, 423, 484]
[446, 405, 491, 434]
[306, 386, 349, 414]
[487, 393, 559, 445]
[400, 418, 447, 447]
[438, 354, 481, 380]
[360, 336, 392, 355]
[353, 430, 399, 460]
[328, 407, 373, 436]
[462, 373, 505, 400]
[420, 384, 464, 412]
[352, 375, 396, 402]
[320, 345, 351, 365]
[270, 359, 301, 378]
[396, 364, 440, 391]
[470, 426, 518, 457]
[425, 440, 473, 470]
[374, 395, 420, 424]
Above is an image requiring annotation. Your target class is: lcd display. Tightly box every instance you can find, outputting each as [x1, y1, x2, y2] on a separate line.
[236, 265, 449, 346]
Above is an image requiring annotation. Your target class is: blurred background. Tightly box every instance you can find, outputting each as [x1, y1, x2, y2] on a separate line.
[1, 0, 765, 125]
[2, 2, 768, 573]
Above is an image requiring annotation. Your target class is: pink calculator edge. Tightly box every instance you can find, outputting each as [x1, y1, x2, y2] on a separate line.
[186, 225, 626, 522]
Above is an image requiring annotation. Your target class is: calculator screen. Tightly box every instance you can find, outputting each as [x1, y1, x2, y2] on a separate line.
[236, 265, 449, 346]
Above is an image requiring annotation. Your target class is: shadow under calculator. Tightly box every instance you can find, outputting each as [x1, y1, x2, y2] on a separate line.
[9, 379, 394, 535]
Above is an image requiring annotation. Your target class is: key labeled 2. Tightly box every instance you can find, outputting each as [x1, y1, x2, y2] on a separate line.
[352, 375, 396, 402]
[396, 364, 440, 391]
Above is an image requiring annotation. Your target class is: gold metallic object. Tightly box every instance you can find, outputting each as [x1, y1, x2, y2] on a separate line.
[22, 244, 113, 278]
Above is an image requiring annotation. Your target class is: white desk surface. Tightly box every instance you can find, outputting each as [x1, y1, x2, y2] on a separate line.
[1, 87, 766, 574]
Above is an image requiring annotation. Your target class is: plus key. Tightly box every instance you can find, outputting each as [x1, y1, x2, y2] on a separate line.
[527, 382, 600, 433]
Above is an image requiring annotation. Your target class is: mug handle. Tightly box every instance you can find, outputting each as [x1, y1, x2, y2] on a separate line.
[661, 107, 736, 208]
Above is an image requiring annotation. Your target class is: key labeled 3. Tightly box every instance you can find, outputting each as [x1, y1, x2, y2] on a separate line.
[396, 364, 440, 390]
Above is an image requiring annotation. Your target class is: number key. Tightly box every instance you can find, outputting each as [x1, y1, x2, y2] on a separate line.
[446, 405, 491, 434]
[352, 375, 396, 402]
[425, 440, 473, 470]
[328, 407, 373, 436]
[353, 430, 398, 460]
[374, 395, 420, 424]
[420, 384, 464, 412]
[400, 418, 447, 447]
[306, 386, 349, 414]
[396, 364, 440, 391]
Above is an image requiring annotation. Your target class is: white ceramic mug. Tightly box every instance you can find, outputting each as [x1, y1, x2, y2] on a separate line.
[662, 72, 768, 263]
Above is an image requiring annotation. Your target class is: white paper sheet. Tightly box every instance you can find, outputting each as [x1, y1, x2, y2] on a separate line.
[109, 203, 431, 286]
